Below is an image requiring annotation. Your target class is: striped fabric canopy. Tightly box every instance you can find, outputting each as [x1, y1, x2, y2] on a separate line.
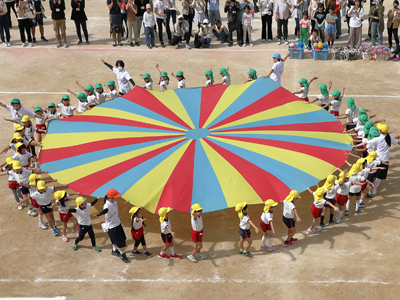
[39, 77, 352, 213]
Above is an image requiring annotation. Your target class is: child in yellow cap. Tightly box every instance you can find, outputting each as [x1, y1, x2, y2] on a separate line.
[292, 76, 318, 102]
[158, 207, 182, 260]
[129, 206, 152, 257]
[52, 190, 80, 242]
[187, 203, 206, 263]
[260, 199, 278, 252]
[320, 173, 345, 227]
[0, 157, 24, 209]
[235, 202, 259, 257]
[365, 152, 393, 198]
[282, 190, 301, 246]
[12, 142, 35, 169]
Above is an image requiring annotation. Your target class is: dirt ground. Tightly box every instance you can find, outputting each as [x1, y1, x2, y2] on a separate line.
[0, 1, 400, 299]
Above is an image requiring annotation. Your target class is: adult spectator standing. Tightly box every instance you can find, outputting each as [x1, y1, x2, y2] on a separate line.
[126, 0, 138, 46]
[239, 0, 253, 44]
[50, 0, 68, 48]
[369, 0, 384, 46]
[31, 0, 48, 43]
[258, 0, 274, 42]
[107, 0, 124, 46]
[170, 14, 191, 48]
[4, 0, 17, 28]
[154, 0, 171, 47]
[71, 0, 89, 45]
[225, 0, 241, 46]
[347, 0, 363, 48]
[208, 0, 221, 26]
[15, 0, 33, 47]
[165, 0, 178, 44]
[274, 0, 292, 45]
[182, 0, 194, 35]
[0, 0, 11, 46]
[101, 59, 135, 95]
[387, 0, 399, 51]
[365, 0, 378, 40]
[135, 0, 149, 45]
[192, 0, 207, 29]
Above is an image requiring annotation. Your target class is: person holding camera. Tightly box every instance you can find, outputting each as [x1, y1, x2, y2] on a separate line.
[212, 19, 229, 42]
[387, 0, 400, 50]
[199, 18, 212, 47]
[154, 0, 171, 47]
[192, 0, 206, 29]
[170, 14, 191, 48]
[107, 0, 124, 46]
[225, 0, 241, 46]
[182, 0, 194, 35]
[50, 0, 67, 47]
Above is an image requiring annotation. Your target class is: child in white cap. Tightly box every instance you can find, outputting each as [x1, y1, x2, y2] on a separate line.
[187, 203, 206, 263]
[199, 18, 212, 48]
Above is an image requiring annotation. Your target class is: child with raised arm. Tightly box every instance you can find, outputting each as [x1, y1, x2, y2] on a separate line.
[308, 81, 332, 110]
[235, 202, 259, 257]
[171, 71, 186, 88]
[266, 52, 291, 86]
[155, 64, 169, 91]
[292, 76, 318, 102]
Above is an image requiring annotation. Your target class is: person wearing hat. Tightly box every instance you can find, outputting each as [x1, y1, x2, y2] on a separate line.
[143, 3, 156, 49]
[75, 81, 101, 107]
[322, 87, 345, 117]
[12, 142, 34, 169]
[170, 14, 191, 49]
[57, 95, 78, 117]
[365, 151, 393, 198]
[204, 67, 214, 86]
[322, 174, 344, 226]
[155, 63, 169, 91]
[171, 70, 186, 88]
[158, 207, 182, 259]
[32, 107, 48, 145]
[96, 188, 128, 263]
[309, 81, 332, 110]
[235, 202, 259, 257]
[292, 76, 318, 102]
[67, 89, 91, 113]
[128, 205, 152, 257]
[0, 132, 27, 156]
[244, 68, 257, 83]
[265, 52, 290, 86]
[45, 102, 62, 120]
[219, 67, 231, 85]
[154, 0, 172, 47]
[199, 18, 212, 47]
[20, 115, 38, 158]
[333, 170, 353, 223]
[0, 157, 24, 210]
[52, 190, 79, 242]
[106, 80, 120, 99]
[187, 203, 206, 263]
[141, 73, 153, 89]
[339, 99, 373, 131]
[92, 83, 107, 104]
[0, 99, 35, 124]
[100, 59, 135, 95]
[68, 196, 101, 252]
[260, 199, 278, 252]
[282, 190, 301, 246]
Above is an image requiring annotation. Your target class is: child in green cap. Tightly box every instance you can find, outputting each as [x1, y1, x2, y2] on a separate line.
[94, 83, 107, 104]
[292, 76, 318, 102]
[57, 95, 78, 118]
[204, 66, 214, 87]
[106, 80, 119, 99]
[33, 107, 48, 144]
[219, 67, 230, 85]
[45, 103, 62, 120]
[75, 82, 100, 108]
[309, 81, 332, 110]
[155, 64, 169, 91]
[244, 69, 257, 83]
[140, 73, 153, 90]
[67, 89, 90, 114]
[171, 71, 186, 89]
[323, 86, 345, 117]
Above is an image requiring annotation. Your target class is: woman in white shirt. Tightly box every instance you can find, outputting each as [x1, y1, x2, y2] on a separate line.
[192, 0, 206, 29]
[347, 0, 364, 48]
[15, 0, 33, 47]
[257, 0, 274, 41]
[101, 59, 135, 95]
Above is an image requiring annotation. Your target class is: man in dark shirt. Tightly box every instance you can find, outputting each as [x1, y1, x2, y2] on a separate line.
[49, 0, 67, 47]
[107, 0, 123, 46]
[224, 0, 242, 47]
[135, 0, 149, 45]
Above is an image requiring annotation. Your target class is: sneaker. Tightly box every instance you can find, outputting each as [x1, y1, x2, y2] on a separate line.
[318, 223, 326, 228]
[3, 42, 7, 46]
[260, 245, 268, 250]
[18, 205, 23, 211]
[277, 40, 281, 45]
[72, 230, 79, 235]
[22, 43, 26, 47]
[175, 44, 180, 49]
[345, 210, 349, 216]
[267, 246, 277, 252]
[360, 202, 366, 208]
[367, 192, 375, 198]
[307, 46, 311, 50]
[7, 43, 11, 47]
[328, 221, 335, 225]
[29, 42, 33, 47]
[72, 243, 77, 251]
[335, 217, 341, 224]
[196, 253, 207, 259]
[113, 43, 117, 47]
[39, 222, 48, 230]
[126, 38, 130, 43]
[147, 45, 152, 49]
[152, 44, 157, 48]
[262, 39, 266, 42]
[41, 36, 48, 42]
[118, 42, 123, 46]
[268, 39, 272, 42]
[250, 43, 253, 47]
[143, 251, 153, 257]
[187, 254, 198, 263]
[135, 42, 140, 46]
[161, 42, 165, 48]
[86, 41, 90, 45]
[132, 250, 142, 255]
[63, 44, 68, 48]
[239, 249, 244, 254]
[31, 209, 38, 217]
[186, 44, 191, 50]
[54, 226, 59, 233]
[57, 44, 62, 48]
[158, 253, 170, 259]
[130, 42, 134, 47]
[62, 235, 68, 242]
[290, 238, 298, 243]
[364, 36, 371, 41]
[229, 42, 233, 47]
[111, 249, 121, 257]
[78, 40, 82, 45]
[207, 44, 211, 48]
[294, 36, 299, 41]
[243, 43, 247, 47]
[120, 253, 129, 263]
[314, 226, 321, 232]
[306, 228, 315, 235]
[92, 246, 102, 252]
[32, 37, 36, 43]
[170, 254, 182, 259]
[243, 251, 253, 257]
[354, 210, 361, 215]
[284, 40, 288, 45]
[283, 241, 292, 247]
[52, 228, 58, 235]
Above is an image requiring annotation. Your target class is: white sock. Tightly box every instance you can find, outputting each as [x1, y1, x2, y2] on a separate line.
[269, 238, 273, 248]
[160, 250, 165, 255]
[337, 210, 343, 220]
[112, 245, 117, 251]
[374, 178, 381, 189]
[372, 187, 377, 195]
[120, 251, 125, 255]
[169, 246, 175, 255]
[29, 204, 33, 209]
[261, 236, 266, 247]
[243, 249, 247, 253]
[355, 200, 360, 211]
[38, 214, 43, 224]
[345, 200, 350, 211]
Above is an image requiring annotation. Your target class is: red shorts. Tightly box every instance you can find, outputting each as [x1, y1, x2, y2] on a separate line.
[36, 124, 46, 133]
[131, 226, 144, 240]
[360, 181, 367, 191]
[336, 194, 348, 206]
[31, 198, 40, 208]
[59, 212, 73, 222]
[330, 111, 339, 117]
[9, 180, 19, 189]
[302, 97, 309, 103]
[191, 229, 203, 242]
[260, 220, 271, 232]
[89, 105, 96, 108]
[311, 204, 323, 218]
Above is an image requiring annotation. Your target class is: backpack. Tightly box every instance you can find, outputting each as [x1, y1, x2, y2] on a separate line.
[194, 32, 201, 48]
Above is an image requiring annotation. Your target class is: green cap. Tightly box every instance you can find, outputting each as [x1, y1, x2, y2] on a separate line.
[95, 83, 102, 89]
[319, 84, 328, 96]
[219, 68, 227, 74]
[48, 102, 56, 107]
[331, 90, 342, 101]
[160, 71, 168, 77]
[85, 85, 94, 92]
[62, 95, 70, 100]
[346, 98, 356, 110]
[358, 108, 366, 115]
[368, 127, 380, 139]
[11, 99, 21, 104]
[107, 80, 115, 86]
[203, 70, 214, 82]
[247, 69, 257, 79]
[142, 73, 153, 82]
[176, 71, 184, 77]
[34, 106, 42, 112]
[298, 78, 309, 89]
[76, 92, 88, 103]
[358, 114, 368, 125]
[363, 120, 374, 136]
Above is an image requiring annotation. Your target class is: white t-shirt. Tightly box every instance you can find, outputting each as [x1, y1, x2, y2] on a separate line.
[96, 91, 106, 104]
[270, 61, 284, 85]
[336, 180, 351, 195]
[45, 109, 62, 120]
[12, 151, 33, 167]
[178, 80, 185, 89]
[299, 87, 309, 99]
[358, 168, 371, 181]
[57, 198, 71, 214]
[222, 76, 231, 85]
[103, 200, 121, 229]
[283, 201, 295, 219]
[261, 211, 273, 224]
[349, 175, 362, 193]
[6, 105, 35, 124]
[75, 203, 92, 226]
[345, 107, 359, 123]
[57, 103, 76, 116]
[239, 214, 250, 230]
[313, 199, 327, 209]
[154, 0, 167, 19]
[77, 101, 88, 114]
[30, 186, 55, 206]
[367, 134, 398, 162]
[325, 184, 340, 199]
[86, 94, 97, 106]
[13, 169, 32, 185]
[132, 217, 143, 229]
[191, 216, 203, 231]
[145, 81, 153, 89]
[206, 79, 213, 86]
[29, 184, 37, 195]
[330, 99, 341, 112]
[160, 80, 168, 91]
[35, 116, 46, 125]
[367, 160, 381, 174]
[160, 218, 172, 234]
[109, 88, 119, 99]
[317, 91, 330, 106]
[2, 168, 15, 181]
[113, 68, 132, 94]
[24, 126, 36, 141]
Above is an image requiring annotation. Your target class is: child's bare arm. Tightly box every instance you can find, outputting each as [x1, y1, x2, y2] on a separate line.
[294, 208, 301, 222]
[327, 81, 332, 90]
[306, 187, 314, 194]
[155, 64, 161, 75]
[270, 221, 275, 234]
[293, 90, 302, 95]
[170, 72, 178, 80]
[282, 52, 291, 61]
[166, 225, 175, 236]
[327, 201, 339, 211]
[75, 81, 86, 91]
[248, 220, 259, 233]
[308, 76, 318, 85]
[3, 118, 18, 124]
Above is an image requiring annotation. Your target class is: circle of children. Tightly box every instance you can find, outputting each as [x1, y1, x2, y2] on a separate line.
[0, 61, 399, 263]
[1, 0, 400, 54]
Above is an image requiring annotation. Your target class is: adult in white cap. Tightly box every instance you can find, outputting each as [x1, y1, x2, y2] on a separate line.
[199, 18, 212, 47]
[170, 14, 191, 49]
[265, 52, 290, 85]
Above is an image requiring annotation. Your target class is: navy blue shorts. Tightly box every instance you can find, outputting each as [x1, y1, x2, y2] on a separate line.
[19, 186, 30, 195]
[283, 216, 295, 229]
[40, 203, 53, 214]
[377, 163, 389, 180]
[79, 224, 93, 235]
[161, 233, 173, 243]
[324, 197, 336, 207]
[349, 191, 361, 197]
[367, 172, 376, 183]
[239, 228, 251, 239]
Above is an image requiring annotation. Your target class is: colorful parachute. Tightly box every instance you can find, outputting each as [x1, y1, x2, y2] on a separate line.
[39, 77, 352, 213]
